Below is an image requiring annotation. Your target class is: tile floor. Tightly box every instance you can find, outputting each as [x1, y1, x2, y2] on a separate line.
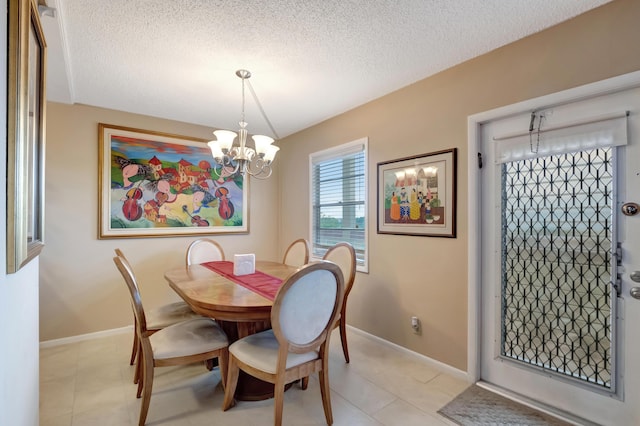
[40, 328, 470, 426]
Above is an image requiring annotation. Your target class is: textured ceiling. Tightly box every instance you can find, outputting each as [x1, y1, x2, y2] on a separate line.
[41, 0, 612, 139]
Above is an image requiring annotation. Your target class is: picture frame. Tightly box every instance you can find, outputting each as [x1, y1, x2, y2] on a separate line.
[6, 0, 47, 273]
[98, 124, 249, 238]
[377, 148, 457, 237]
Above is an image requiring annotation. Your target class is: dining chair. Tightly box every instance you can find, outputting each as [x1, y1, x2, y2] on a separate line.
[186, 238, 225, 266]
[114, 255, 229, 426]
[115, 248, 201, 384]
[222, 261, 344, 426]
[323, 242, 357, 363]
[282, 238, 310, 267]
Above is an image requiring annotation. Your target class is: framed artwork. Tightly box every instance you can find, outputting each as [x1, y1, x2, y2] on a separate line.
[99, 124, 249, 238]
[6, 0, 46, 273]
[377, 148, 457, 237]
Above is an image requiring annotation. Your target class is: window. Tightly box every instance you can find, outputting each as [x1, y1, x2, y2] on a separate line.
[310, 138, 368, 272]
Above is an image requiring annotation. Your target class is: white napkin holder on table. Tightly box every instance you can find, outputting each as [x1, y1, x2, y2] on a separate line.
[233, 254, 255, 276]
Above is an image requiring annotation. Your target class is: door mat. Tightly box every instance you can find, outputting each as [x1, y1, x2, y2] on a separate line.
[437, 384, 572, 425]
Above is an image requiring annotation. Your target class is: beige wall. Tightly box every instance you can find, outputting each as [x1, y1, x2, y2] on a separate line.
[40, 104, 280, 341]
[276, 0, 640, 370]
[2, 0, 40, 422]
[39, 0, 640, 372]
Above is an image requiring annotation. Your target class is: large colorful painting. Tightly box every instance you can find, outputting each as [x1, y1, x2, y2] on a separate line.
[377, 149, 457, 237]
[99, 124, 248, 238]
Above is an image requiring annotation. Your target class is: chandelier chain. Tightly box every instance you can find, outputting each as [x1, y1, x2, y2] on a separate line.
[241, 74, 246, 125]
[246, 79, 280, 140]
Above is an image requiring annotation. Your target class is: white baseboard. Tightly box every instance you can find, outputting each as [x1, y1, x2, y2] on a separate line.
[41, 323, 469, 383]
[346, 325, 470, 382]
[39, 325, 132, 349]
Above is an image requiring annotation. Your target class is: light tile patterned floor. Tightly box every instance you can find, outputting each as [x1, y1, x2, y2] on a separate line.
[40, 328, 469, 426]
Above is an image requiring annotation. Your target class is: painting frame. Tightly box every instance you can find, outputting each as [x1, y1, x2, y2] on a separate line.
[377, 148, 457, 238]
[6, 0, 47, 273]
[98, 123, 249, 239]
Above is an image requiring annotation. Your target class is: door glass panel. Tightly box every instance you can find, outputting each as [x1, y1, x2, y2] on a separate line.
[501, 148, 613, 389]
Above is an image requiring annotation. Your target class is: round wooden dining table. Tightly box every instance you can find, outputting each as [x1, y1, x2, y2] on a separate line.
[164, 260, 299, 401]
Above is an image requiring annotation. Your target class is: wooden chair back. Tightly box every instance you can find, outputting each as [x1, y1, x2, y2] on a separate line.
[113, 255, 149, 341]
[322, 242, 356, 363]
[186, 238, 225, 266]
[222, 260, 344, 425]
[322, 242, 356, 303]
[282, 238, 310, 267]
[271, 261, 344, 354]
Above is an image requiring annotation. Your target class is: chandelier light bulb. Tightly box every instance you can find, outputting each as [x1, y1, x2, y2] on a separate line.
[263, 145, 280, 163]
[252, 134, 274, 155]
[207, 140, 224, 159]
[212, 129, 237, 152]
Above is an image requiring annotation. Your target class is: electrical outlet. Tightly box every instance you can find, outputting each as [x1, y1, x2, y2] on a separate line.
[411, 316, 421, 334]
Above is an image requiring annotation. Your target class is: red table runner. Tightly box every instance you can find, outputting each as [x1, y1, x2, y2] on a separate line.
[201, 261, 283, 301]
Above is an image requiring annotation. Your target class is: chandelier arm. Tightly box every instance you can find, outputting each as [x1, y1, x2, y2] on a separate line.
[247, 166, 272, 179]
[229, 158, 241, 175]
[212, 155, 241, 177]
[243, 156, 272, 179]
[253, 156, 270, 171]
[245, 79, 280, 140]
[229, 161, 240, 175]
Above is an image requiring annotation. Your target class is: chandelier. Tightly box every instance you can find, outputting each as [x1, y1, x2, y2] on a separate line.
[207, 69, 280, 179]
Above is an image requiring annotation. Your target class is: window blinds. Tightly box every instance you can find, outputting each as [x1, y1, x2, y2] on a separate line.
[310, 141, 366, 266]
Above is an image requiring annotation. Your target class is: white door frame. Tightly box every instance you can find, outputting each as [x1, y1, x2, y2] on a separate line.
[466, 70, 640, 381]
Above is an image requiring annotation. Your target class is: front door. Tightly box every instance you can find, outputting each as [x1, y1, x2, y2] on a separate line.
[479, 85, 640, 425]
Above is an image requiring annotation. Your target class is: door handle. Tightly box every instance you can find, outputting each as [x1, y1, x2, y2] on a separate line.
[630, 272, 640, 299]
[621, 202, 639, 216]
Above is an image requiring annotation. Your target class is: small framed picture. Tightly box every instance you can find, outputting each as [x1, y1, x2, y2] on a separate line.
[377, 148, 457, 237]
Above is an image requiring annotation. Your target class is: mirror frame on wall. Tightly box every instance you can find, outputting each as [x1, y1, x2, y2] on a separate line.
[7, 0, 47, 273]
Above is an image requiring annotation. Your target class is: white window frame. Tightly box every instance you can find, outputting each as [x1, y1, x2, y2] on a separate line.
[309, 137, 368, 273]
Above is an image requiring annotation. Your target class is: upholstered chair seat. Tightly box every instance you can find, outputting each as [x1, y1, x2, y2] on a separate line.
[229, 329, 319, 373]
[151, 318, 228, 360]
[146, 301, 200, 329]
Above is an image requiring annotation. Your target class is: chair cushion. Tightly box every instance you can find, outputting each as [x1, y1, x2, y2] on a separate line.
[147, 301, 201, 329]
[279, 269, 336, 345]
[151, 318, 228, 360]
[229, 329, 318, 374]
